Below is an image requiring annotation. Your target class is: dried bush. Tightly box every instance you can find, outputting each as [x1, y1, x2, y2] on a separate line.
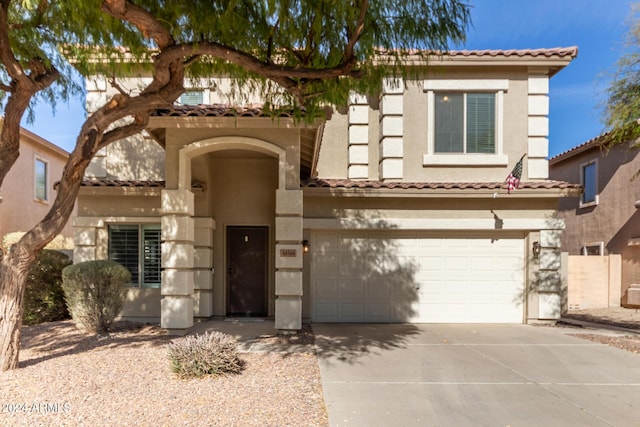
[23, 250, 73, 325]
[167, 331, 245, 379]
[61, 260, 130, 334]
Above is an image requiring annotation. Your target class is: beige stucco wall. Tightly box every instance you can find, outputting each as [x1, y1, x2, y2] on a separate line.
[0, 128, 75, 241]
[404, 70, 530, 182]
[314, 68, 534, 183]
[550, 143, 640, 305]
[567, 254, 621, 310]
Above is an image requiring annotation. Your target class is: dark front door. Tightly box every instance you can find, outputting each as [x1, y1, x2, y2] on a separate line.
[227, 226, 268, 316]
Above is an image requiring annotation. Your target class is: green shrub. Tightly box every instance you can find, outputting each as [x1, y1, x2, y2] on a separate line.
[61, 260, 130, 334]
[167, 332, 244, 379]
[23, 250, 72, 326]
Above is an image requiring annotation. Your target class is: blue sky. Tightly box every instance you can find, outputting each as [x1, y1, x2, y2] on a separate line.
[22, 0, 635, 157]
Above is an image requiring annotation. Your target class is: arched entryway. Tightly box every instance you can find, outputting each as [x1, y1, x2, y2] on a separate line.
[160, 136, 304, 334]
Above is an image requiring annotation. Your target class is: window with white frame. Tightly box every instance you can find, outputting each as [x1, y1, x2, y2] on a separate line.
[34, 157, 48, 202]
[424, 79, 508, 166]
[108, 225, 162, 288]
[580, 160, 598, 207]
[179, 90, 204, 105]
[434, 92, 496, 154]
[581, 242, 603, 256]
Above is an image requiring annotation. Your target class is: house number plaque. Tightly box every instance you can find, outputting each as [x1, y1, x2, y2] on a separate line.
[280, 249, 297, 257]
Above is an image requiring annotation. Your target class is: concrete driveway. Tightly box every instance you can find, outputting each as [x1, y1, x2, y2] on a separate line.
[313, 324, 640, 427]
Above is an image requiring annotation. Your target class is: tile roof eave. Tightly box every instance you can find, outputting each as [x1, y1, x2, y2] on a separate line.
[302, 178, 582, 197]
[549, 133, 608, 165]
[79, 178, 582, 197]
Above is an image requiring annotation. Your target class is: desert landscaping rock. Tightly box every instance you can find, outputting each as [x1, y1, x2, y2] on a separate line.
[0, 321, 327, 427]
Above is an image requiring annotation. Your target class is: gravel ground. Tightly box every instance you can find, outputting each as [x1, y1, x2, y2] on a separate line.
[561, 307, 640, 354]
[0, 321, 327, 427]
[2, 307, 639, 426]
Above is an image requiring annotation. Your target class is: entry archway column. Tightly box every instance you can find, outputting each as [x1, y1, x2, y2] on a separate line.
[160, 189, 195, 334]
[274, 189, 304, 331]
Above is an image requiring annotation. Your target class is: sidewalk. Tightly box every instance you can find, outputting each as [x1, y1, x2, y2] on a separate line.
[188, 318, 315, 353]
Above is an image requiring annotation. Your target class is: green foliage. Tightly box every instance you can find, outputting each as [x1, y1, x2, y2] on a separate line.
[1, 1, 471, 120]
[1, 0, 149, 121]
[61, 260, 130, 334]
[604, 3, 640, 146]
[167, 332, 245, 379]
[23, 250, 72, 326]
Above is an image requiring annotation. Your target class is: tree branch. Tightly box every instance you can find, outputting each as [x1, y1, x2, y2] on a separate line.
[98, 119, 148, 151]
[159, 42, 363, 81]
[101, 0, 175, 49]
[0, 2, 27, 83]
[344, 0, 369, 62]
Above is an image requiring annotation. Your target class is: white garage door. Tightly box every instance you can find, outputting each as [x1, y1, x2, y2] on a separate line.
[311, 231, 525, 323]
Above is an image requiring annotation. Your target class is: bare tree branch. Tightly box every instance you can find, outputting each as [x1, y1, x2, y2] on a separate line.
[101, 0, 174, 49]
[344, 0, 369, 62]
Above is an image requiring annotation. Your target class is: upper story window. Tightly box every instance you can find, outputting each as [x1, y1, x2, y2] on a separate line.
[108, 224, 162, 288]
[179, 90, 204, 105]
[423, 79, 509, 166]
[580, 160, 598, 207]
[434, 92, 496, 154]
[34, 157, 48, 202]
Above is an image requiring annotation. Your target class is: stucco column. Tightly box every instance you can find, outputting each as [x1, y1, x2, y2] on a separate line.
[193, 217, 215, 318]
[536, 229, 563, 320]
[274, 189, 303, 330]
[160, 189, 195, 334]
[379, 77, 404, 180]
[72, 217, 103, 263]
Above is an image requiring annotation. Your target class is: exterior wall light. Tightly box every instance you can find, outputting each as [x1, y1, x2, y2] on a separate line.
[302, 240, 310, 253]
[532, 241, 541, 259]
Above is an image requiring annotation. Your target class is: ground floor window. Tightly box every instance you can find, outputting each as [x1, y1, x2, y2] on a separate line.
[581, 242, 604, 256]
[108, 224, 161, 288]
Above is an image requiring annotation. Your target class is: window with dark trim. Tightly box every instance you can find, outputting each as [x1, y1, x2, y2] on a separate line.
[108, 225, 161, 288]
[581, 242, 603, 256]
[580, 161, 598, 207]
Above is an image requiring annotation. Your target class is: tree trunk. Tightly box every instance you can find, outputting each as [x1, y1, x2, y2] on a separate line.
[0, 248, 34, 371]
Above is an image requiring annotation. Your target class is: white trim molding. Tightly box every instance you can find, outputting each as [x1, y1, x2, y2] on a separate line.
[424, 80, 506, 166]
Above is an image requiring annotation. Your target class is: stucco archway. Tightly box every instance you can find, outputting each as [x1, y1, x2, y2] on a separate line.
[161, 136, 303, 333]
[178, 136, 287, 191]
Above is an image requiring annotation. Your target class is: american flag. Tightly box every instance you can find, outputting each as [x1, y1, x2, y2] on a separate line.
[505, 155, 525, 194]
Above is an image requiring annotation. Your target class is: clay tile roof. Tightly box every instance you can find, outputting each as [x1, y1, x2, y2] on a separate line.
[80, 179, 165, 187]
[79, 178, 582, 192]
[443, 46, 578, 59]
[151, 104, 298, 118]
[301, 178, 582, 191]
[549, 132, 609, 164]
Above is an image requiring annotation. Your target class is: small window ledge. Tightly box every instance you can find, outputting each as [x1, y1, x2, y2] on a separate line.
[423, 154, 509, 167]
[579, 197, 599, 209]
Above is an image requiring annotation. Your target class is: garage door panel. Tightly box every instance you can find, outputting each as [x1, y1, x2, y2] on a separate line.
[314, 279, 338, 298]
[339, 279, 364, 297]
[311, 232, 524, 323]
[314, 254, 338, 272]
[314, 303, 339, 319]
[367, 280, 390, 298]
[341, 303, 365, 317]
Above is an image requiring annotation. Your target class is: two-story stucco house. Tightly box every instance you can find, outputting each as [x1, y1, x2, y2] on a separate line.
[72, 47, 579, 334]
[549, 135, 640, 307]
[0, 122, 75, 244]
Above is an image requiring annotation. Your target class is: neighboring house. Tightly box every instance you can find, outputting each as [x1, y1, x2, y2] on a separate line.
[0, 123, 75, 244]
[549, 135, 640, 307]
[73, 47, 579, 333]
